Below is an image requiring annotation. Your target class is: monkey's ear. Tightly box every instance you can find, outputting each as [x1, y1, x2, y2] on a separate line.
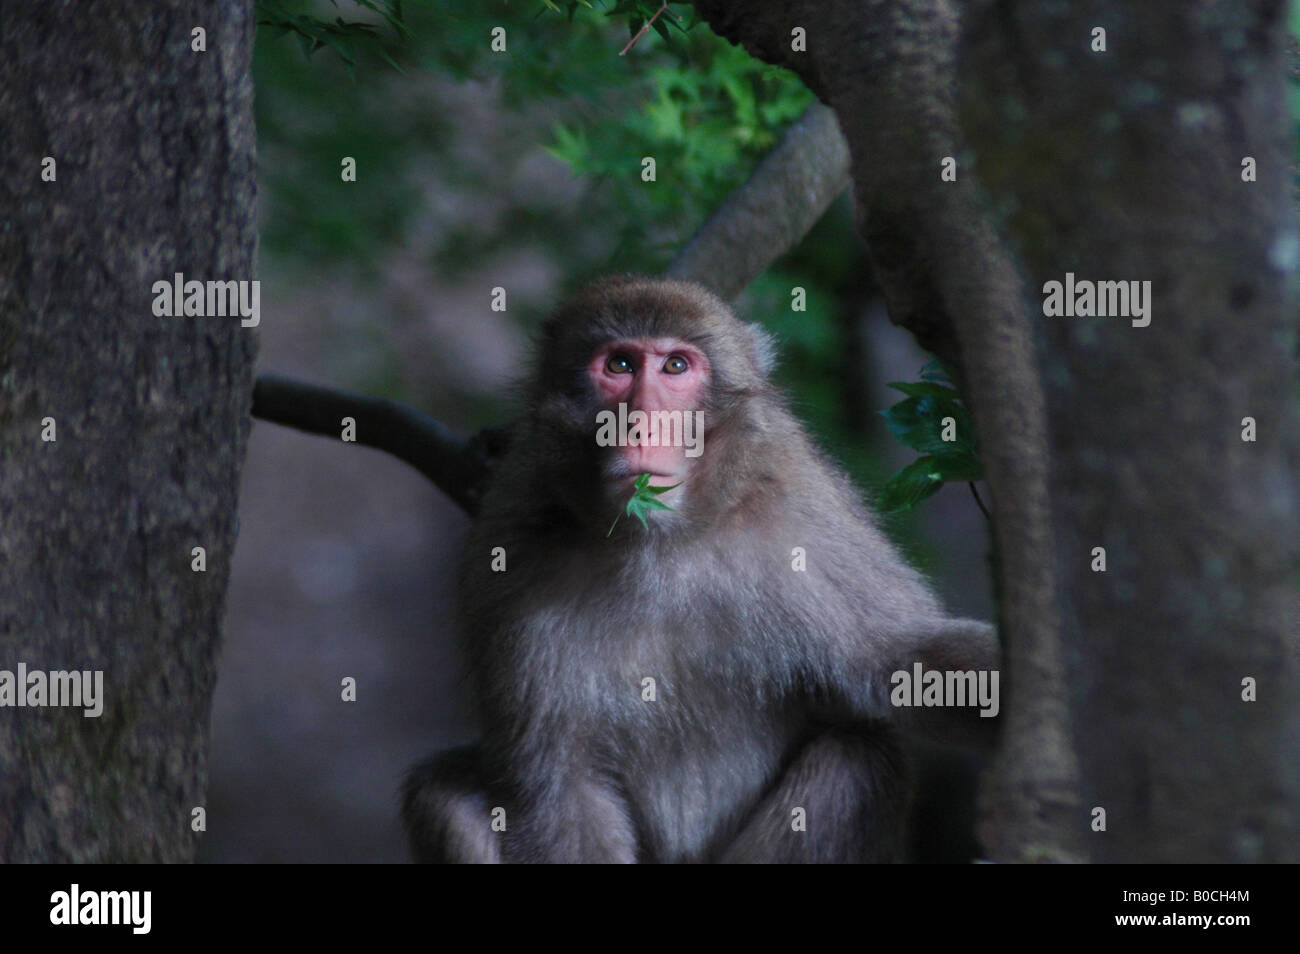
[747, 323, 778, 377]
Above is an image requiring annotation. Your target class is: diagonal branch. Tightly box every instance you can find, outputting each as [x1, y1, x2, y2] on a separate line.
[666, 102, 849, 299]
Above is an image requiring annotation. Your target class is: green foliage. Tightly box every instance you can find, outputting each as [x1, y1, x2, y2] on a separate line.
[255, 0, 412, 75]
[543, 25, 813, 265]
[608, 473, 681, 535]
[746, 277, 837, 358]
[253, 1, 811, 274]
[877, 363, 983, 512]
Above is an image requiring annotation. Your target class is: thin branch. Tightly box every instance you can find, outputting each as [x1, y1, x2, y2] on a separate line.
[619, 2, 681, 56]
[251, 373, 507, 515]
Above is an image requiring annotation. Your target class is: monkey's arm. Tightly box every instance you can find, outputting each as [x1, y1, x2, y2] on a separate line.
[882, 618, 1002, 753]
[810, 614, 1001, 753]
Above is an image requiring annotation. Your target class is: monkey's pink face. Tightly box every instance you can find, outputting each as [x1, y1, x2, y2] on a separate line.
[588, 337, 710, 487]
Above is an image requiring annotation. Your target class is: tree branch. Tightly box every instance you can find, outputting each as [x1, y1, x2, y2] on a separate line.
[666, 102, 849, 299]
[251, 373, 507, 515]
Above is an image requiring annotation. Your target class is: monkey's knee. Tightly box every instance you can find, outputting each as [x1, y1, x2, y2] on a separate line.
[402, 745, 501, 864]
[717, 725, 908, 864]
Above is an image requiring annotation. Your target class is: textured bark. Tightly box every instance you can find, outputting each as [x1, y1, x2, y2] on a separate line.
[667, 102, 850, 299]
[962, 0, 1300, 862]
[0, 2, 257, 861]
[694, 0, 1081, 860]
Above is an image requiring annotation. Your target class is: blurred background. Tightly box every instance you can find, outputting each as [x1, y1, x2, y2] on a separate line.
[200, 1, 994, 862]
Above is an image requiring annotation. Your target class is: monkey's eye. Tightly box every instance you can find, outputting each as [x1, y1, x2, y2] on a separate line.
[663, 354, 689, 375]
[606, 354, 634, 374]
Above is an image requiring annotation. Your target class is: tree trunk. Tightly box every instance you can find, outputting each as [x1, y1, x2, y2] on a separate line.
[694, 0, 1081, 861]
[0, 2, 257, 862]
[695, 0, 1300, 860]
[962, 0, 1300, 862]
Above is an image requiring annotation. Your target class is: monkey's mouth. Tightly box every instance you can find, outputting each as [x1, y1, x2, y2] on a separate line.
[603, 458, 686, 493]
[614, 470, 680, 486]
[613, 445, 688, 480]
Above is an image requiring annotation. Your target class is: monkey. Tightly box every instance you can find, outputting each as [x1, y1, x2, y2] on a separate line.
[402, 275, 999, 863]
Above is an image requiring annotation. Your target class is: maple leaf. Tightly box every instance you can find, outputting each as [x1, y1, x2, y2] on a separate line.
[607, 473, 681, 536]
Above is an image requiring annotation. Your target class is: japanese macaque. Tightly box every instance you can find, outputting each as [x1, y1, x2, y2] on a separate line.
[403, 275, 998, 863]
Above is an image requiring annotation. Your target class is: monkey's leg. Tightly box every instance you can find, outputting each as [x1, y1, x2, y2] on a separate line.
[401, 745, 502, 864]
[714, 725, 909, 863]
